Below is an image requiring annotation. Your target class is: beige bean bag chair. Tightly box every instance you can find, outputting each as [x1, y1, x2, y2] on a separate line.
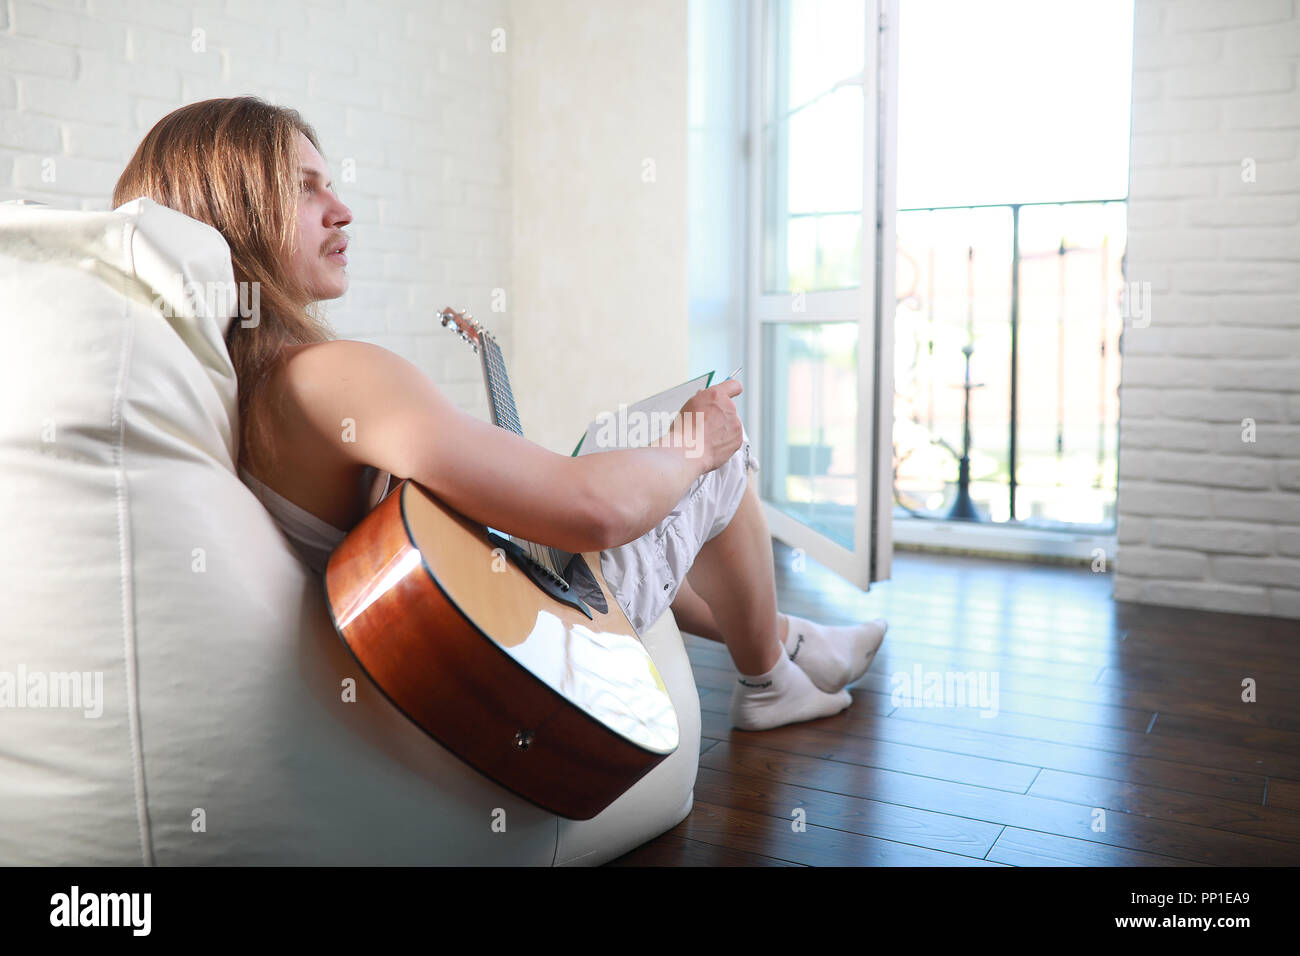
[0, 197, 700, 865]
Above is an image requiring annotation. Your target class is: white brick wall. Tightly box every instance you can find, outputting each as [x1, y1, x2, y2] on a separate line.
[1117, 0, 1300, 618]
[0, 0, 511, 419]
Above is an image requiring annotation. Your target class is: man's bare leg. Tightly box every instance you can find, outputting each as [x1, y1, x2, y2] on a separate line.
[681, 472, 787, 675]
[684, 470, 853, 729]
[670, 578, 729, 643]
[678, 467, 888, 704]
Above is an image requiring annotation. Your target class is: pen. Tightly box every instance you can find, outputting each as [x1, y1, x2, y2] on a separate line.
[723, 365, 743, 382]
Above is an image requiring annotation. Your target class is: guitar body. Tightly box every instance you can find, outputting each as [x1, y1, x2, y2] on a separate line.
[324, 477, 680, 821]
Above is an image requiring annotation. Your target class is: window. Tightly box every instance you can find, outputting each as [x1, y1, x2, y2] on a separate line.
[892, 0, 1135, 534]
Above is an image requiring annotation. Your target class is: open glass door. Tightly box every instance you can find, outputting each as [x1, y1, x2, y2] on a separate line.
[747, 0, 897, 588]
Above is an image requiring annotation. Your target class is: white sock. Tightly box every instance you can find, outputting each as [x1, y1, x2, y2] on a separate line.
[781, 614, 887, 694]
[729, 651, 853, 731]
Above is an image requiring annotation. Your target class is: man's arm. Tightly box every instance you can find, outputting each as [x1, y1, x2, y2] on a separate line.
[276, 339, 709, 553]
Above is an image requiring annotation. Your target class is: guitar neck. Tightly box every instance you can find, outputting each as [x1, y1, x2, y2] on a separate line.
[479, 334, 523, 436]
[470, 327, 573, 586]
[438, 306, 571, 580]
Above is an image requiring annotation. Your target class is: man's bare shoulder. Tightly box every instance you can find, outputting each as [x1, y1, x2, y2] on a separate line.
[276, 338, 425, 404]
[273, 338, 453, 478]
[269, 340, 395, 445]
[280, 338, 398, 380]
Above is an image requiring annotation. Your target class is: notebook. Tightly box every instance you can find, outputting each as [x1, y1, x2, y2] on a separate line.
[571, 371, 715, 457]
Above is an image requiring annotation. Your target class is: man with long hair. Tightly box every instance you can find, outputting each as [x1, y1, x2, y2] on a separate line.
[113, 96, 886, 731]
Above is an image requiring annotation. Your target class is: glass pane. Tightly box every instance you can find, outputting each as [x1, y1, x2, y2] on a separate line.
[897, 0, 1134, 207]
[762, 0, 865, 294]
[1013, 201, 1125, 527]
[893, 208, 1013, 521]
[761, 321, 859, 549]
[891, 203, 1124, 532]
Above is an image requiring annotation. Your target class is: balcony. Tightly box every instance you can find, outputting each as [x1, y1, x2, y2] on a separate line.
[892, 199, 1127, 560]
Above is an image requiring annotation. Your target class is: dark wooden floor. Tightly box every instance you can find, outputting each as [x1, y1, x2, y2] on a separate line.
[609, 544, 1300, 866]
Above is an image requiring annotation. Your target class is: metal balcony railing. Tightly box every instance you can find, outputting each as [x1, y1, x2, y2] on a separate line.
[893, 198, 1127, 532]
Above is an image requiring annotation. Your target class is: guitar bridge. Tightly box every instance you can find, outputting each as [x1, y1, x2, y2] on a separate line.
[486, 531, 593, 620]
[535, 557, 570, 592]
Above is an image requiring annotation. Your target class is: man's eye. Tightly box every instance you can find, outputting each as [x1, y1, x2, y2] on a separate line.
[300, 181, 313, 193]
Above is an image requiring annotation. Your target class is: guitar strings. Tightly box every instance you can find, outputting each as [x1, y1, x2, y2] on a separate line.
[483, 334, 569, 590]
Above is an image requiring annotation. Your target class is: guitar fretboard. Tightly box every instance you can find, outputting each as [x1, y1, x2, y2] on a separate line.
[483, 337, 523, 436]
[478, 331, 571, 589]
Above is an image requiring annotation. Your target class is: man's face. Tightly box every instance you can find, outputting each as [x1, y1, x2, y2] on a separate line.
[289, 131, 353, 302]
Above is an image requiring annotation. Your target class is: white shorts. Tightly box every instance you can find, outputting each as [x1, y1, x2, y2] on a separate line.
[599, 425, 760, 635]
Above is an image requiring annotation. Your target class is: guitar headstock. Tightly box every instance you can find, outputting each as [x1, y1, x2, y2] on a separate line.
[439, 304, 519, 436]
[439, 306, 483, 354]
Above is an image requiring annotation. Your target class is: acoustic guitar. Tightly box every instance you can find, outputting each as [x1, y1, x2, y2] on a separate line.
[323, 307, 680, 821]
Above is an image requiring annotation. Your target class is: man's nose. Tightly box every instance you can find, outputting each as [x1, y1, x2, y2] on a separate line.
[329, 197, 353, 228]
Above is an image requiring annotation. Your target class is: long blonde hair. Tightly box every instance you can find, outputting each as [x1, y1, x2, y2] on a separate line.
[113, 96, 336, 477]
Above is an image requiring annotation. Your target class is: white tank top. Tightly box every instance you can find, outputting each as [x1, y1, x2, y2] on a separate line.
[239, 465, 392, 574]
